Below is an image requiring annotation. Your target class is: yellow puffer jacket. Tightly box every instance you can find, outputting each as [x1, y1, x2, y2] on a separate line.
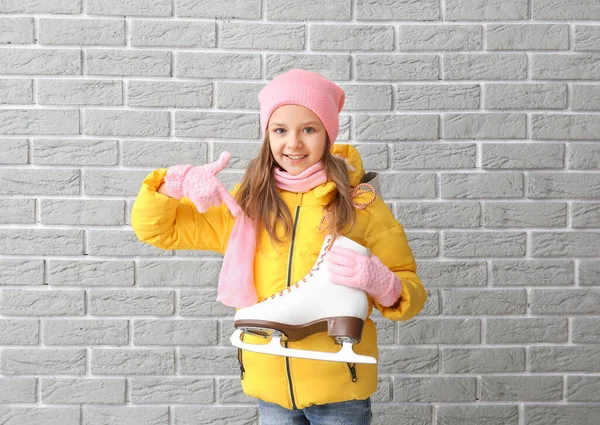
[131, 144, 426, 410]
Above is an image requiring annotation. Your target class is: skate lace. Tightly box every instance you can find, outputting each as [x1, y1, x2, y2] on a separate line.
[261, 184, 376, 303]
[261, 237, 335, 302]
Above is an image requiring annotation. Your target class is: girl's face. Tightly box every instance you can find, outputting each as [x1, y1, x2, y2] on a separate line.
[268, 104, 328, 176]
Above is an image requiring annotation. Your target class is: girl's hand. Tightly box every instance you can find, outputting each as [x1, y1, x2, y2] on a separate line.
[326, 245, 402, 307]
[165, 152, 243, 217]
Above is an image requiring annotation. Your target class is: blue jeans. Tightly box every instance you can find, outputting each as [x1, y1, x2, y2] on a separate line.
[258, 398, 372, 425]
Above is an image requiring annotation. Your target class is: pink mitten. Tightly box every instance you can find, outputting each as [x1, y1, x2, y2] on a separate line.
[326, 245, 402, 307]
[164, 152, 243, 217]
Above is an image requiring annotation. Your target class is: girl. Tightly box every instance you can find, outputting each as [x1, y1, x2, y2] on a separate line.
[131, 69, 427, 425]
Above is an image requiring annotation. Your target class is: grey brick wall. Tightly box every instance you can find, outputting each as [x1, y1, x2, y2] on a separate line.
[0, 1, 599, 424]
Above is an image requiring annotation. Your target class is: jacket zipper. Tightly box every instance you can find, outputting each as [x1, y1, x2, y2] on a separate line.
[237, 333, 245, 380]
[347, 363, 358, 382]
[285, 203, 301, 410]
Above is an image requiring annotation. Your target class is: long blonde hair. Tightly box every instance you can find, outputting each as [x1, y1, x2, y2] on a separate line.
[235, 135, 356, 243]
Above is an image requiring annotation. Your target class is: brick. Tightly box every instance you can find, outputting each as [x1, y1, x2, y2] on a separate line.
[447, 230, 526, 257]
[132, 378, 214, 403]
[355, 115, 438, 141]
[131, 20, 215, 47]
[396, 84, 479, 110]
[485, 83, 566, 109]
[0, 229, 83, 255]
[0, 319, 39, 345]
[529, 172, 600, 198]
[530, 347, 600, 372]
[444, 53, 527, 80]
[175, 111, 258, 139]
[0, 109, 79, 135]
[215, 82, 262, 109]
[127, 80, 211, 108]
[378, 347, 438, 373]
[0, 259, 43, 285]
[579, 260, 600, 286]
[569, 144, 600, 169]
[438, 406, 518, 425]
[213, 142, 261, 169]
[268, 0, 350, 20]
[177, 0, 261, 19]
[379, 173, 436, 199]
[482, 143, 564, 169]
[444, 113, 527, 139]
[1, 349, 86, 375]
[0, 0, 80, 13]
[83, 169, 154, 197]
[87, 0, 171, 16]
[354, 143, 388, 170]
[413, 260, 486, 287]
[0, 378, 36, 403]
[443, 348, 525, 373]
[0, 198, 35, 224]
[86, 49, 171, 76]
[531, 231, 600, 257]
[41, 199, 124, 226]
[39, 18, 124, 45]
[441, 173, 524, 198]
[122, 140, 207, 167]
[396, 201, 481, 229]
[482, 376, 562, 401]
[444, 289, 527, 315]
[0, 48, 80, 75]
[0, 407, 80, 425]
[0, 79, 32, 104]
[180, 289, 236, 317]
[266, 54, 351, 80]
[533, 0, 600, 20]
[1, 288, 84, 316]
[0, 169, 79, 195]
[398, 318, 481, 344]
[176, 52, 260, 79]
[572, 202, 600, 227]
[487, 318, 568, 344]
[337, 84, 392, 111]
[37, 79, 122, 105]
[394, 377, 476, 402]
[357, 0, 438, 20]
[572, 84, 600, 110]
[33, 139, 119, 165]
[398, 25, 482, 51]
[84, 407, 169, 425]
[92, 349, 175, 375]
[567, 376, 600, 401]
[221, 22, 304, 50]
[532, 288, 600, 314]
[575, 25, 600, 50]
[134, 319, 217, 345]
[44, 319, 128, 345]
[532, 54, 600, 80]
[525, 406, 600, 425]
[217, 378, 254, 403]
[356, 54, 438, 81]
[311, 25, 393, 51]
[491, 259, 573, 286]
[172, 406, 258, 425]
[408, 232, 440, 258]
[372, 377, 391, 403]
[84, 109, 169, 136]
[487, 24, 568, 50]
[42, 378, 125, 404]
[179, 348, 238, 374]
[48, 260, 133, 286]
[573, 318, 600, 343]
[392, 142, 475, 169]
[89, 289, 174, 316]
[138, 260, 220, 287]
[0, 139, 28, 164]
[88, 230, 172, 256]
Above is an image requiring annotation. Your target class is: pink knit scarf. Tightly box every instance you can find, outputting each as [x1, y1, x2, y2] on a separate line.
[216, 161, 328, 308]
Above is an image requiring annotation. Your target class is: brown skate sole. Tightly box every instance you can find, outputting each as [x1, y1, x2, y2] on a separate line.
[234, 316, 364, 343]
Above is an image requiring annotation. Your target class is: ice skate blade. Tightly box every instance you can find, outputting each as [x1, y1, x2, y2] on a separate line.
[230, 329, 376, 364]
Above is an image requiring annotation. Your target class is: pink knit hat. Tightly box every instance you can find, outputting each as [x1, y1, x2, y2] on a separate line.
[258, 69, 346, 144]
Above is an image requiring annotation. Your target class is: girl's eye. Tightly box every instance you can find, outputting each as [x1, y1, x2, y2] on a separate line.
[274, 128, 285, 134]
[304, 127, 315, 133]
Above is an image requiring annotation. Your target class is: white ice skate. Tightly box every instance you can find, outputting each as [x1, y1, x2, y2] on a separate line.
[230, 235, 376, 364]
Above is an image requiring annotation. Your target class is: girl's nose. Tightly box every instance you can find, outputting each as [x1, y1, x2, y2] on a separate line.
[287, 133, 303, 148]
